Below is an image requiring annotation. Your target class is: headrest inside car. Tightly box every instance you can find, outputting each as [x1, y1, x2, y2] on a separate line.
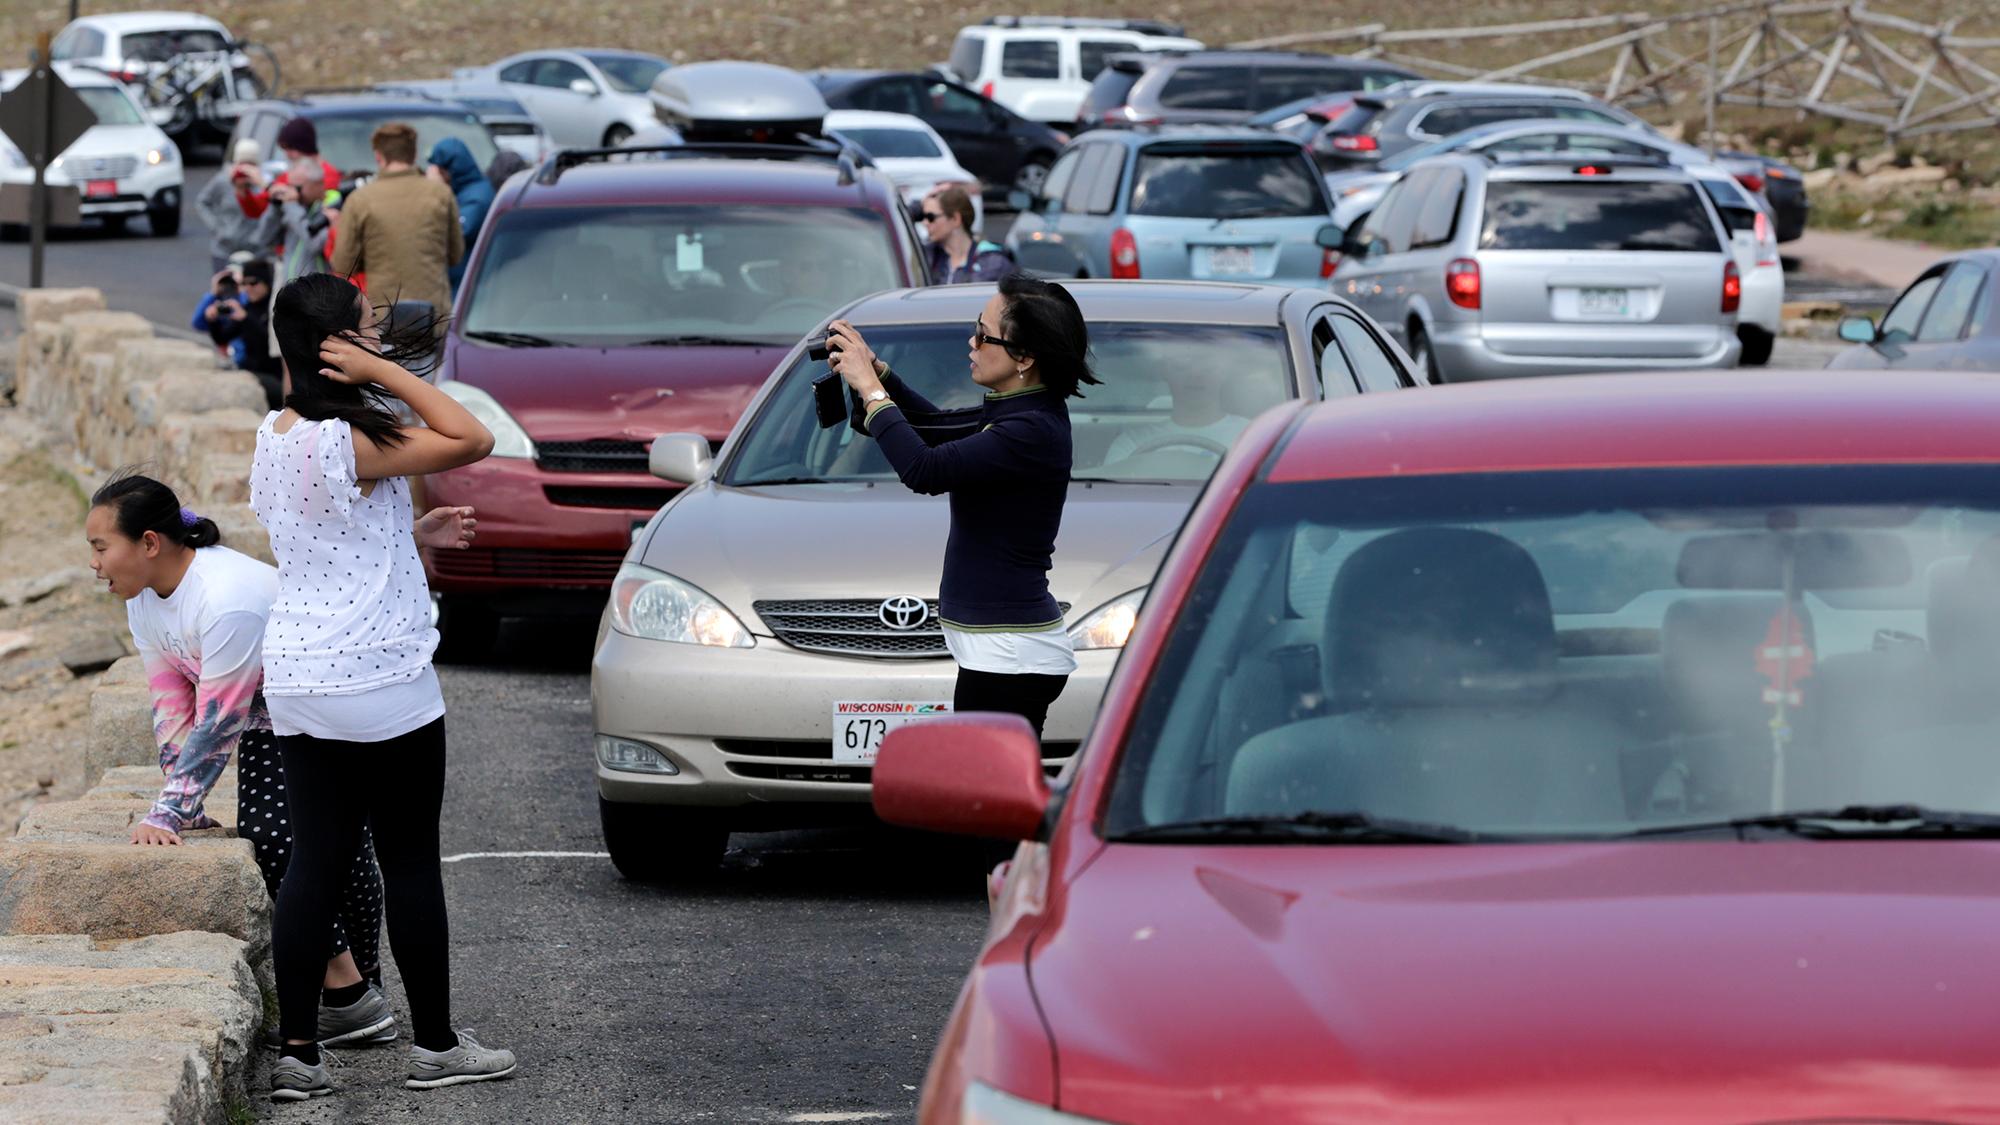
[1676, 529, 1912, 590]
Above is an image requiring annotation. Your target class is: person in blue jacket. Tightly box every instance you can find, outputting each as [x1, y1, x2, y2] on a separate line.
[425, 138, 495, 289]
[825, 274, 1100, 739]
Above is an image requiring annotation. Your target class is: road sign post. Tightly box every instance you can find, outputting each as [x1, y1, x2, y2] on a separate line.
[0, 33, 99, 287]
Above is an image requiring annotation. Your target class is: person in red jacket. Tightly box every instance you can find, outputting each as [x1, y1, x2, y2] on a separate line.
[238, 118, 340, 221]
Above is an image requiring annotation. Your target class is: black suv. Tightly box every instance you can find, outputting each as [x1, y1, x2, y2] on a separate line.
[807, 69, 1068, 198]
[1076, 50, 1418, 132]
[1310, 84, 1644, 172]
[225, 91, 500, 192]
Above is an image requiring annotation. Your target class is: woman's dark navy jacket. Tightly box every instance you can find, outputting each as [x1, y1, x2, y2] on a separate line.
[857, 369, 1070, 631]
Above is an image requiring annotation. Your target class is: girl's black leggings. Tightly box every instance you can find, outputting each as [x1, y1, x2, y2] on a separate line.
[952, 668, 1070, 741]
[273, 718, 454, 1050]
[236, 729, 383, 986]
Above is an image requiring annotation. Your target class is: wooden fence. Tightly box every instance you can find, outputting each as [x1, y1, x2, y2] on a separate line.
[1230, 2, 2000, 141]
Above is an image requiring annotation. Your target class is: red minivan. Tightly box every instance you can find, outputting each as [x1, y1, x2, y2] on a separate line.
[423, 140, 927, 647]
[879, 370, 2000, 1124]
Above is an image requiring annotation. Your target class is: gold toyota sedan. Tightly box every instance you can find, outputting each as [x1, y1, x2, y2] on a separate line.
[590, 279, 1420, 880]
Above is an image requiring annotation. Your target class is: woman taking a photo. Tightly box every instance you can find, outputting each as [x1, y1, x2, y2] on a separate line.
[826, 273, 1098, 736]
[254, 272, 512, 1101]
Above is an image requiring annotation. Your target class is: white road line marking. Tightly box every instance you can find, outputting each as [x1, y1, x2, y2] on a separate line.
[440, 850, 610, 863]
[783, 1114, 897, 1123]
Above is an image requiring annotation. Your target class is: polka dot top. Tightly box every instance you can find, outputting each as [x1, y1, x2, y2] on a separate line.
[250, 413, 440, 697]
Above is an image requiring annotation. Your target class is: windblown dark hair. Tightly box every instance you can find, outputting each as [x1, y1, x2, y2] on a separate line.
[273, 272, 441, 449]
[91, 473, 220, 549]
[996, 273, 1100, 399]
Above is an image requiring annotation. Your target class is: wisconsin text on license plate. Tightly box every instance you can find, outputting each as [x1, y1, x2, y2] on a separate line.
[831, 701, 951, 765]
[1578, 287, 1630, 315]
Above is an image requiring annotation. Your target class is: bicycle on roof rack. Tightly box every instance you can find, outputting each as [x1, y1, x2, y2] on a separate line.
[119, 40, 281, 138]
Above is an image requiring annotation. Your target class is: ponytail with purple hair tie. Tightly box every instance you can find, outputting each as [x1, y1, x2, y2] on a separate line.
[179, 507, 202, 528]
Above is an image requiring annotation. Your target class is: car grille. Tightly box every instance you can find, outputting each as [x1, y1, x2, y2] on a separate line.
[428, 547, 624, 586]
[716, 738, 1079, 762]
[543, 485, 676, 510]
[536, 440, 651, 473]
[67, 155, 138, 179]
[753, 599, 1073, 658]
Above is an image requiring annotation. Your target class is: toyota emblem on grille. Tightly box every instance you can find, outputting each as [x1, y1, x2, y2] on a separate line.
[878, 596, 929, 631]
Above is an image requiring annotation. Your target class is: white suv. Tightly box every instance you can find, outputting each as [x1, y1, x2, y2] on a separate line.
[0, 65, 183, 237]
[49, 12, 263, 136]
[943, 16, 1201, 125]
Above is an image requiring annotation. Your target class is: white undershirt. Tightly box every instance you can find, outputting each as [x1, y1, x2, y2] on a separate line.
[942, 623, 1078, 676]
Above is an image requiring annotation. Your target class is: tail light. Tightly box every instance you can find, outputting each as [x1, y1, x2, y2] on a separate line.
[1734, 172, 1765, 194]
[981, 82, 995, 100]
[1575, 165, 1610, 176]
[1110, 228, 1140, 279]
[1328, 134, 1378, 153]
[1721, 260, 1741, 313]
[1320, 247, 1339, 279]
[1446, 258, 1480, 309]
[1752, 211, 1777, 267]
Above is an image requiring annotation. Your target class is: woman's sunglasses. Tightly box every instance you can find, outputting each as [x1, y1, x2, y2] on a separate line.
[921, 211, 945, 222]
[972, 319, 1015, 350]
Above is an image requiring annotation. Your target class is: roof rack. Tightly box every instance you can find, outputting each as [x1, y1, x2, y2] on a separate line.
[982, 15, 1187, 36]
[1483, 151, 1674, 169]
[288, 84, 430, 99]
[533, 140, 876, 186]
[1381, 80, 1594, 101]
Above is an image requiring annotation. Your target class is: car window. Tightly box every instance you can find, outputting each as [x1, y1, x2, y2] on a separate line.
[1128, 145, 1323, 218]
[1158, 65, 1257, 111]
[313, 112, 498, 177]
[1880, 274, 1942, 343]
[1313, 316, 1357, 396]
[1104, 465, 2000, 837]
[925, 82, 989, 125]
[499, 60, 534, 84]
[833, 127, 943, 159]
[1063, 145, 1112, 212]
[1362, 167, 1433, 255]
[1417, 103, 1557, 137]
[532, 59, 592, 91]
[726, 323, 1295, 486]
[463, 204, 904, 346]
[1078, 40, 1129, 81]
[1554, 105, 1627, 124]
[843, 78, 918, 117]
[1916, 263, 1986, 343]
[1039, 148, 1081, 208]
[1333, 314, 1407, 390]
[1080, 66, 1145, 120]
[582, 54, 667, 94]
[1082, 148, 1126, 214]
[1410, 166, 1465, 249]
[1481, 180, 1720, 253]
[248, 111, 282, 157]
[51, 28, 81, 59]
[1001, 40, 1060, 80]
[1255, 66, 1357, 111]
[1483, 132, 1660, 159]
[72, 86, 143, 126]
[120, 29, 229, 62]
[949, 34, 987, 81]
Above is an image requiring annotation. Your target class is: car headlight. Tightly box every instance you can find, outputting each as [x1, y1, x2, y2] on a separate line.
[1067, 588, 1144, 650]
[963, 1083, 1121, 1124]
[438, 380, 534, 458]
[146, 147, 175, 165]
[609, 562, 753, 648]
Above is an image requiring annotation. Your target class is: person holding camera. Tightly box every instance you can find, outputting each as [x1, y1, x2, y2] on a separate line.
[196, 140, 269, 274]
[254, 158, 341, 288]
[205, 258, 284, 409]
[825, 274, 1100, 737]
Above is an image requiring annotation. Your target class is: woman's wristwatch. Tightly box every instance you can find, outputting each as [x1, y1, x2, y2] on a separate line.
[865, 389, 889, 406]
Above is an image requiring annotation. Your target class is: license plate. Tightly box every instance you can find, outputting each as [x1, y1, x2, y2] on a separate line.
[84, 179, 117, 198]
[1578, 287, 1630, 316]
[832, 700, 952, 764]
[1205, 245, 1257, 275]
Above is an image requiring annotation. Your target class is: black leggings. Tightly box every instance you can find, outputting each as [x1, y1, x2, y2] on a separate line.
[274, 718, 453, 1049]
[236, 730, 383, 986]
[952, 668, 1069, 741]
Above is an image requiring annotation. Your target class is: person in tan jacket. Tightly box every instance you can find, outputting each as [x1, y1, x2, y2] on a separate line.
[329, 123, 462, 325]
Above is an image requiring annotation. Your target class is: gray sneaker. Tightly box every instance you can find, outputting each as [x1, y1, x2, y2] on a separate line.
[406, 1030, 517, 1089]
[270, 1053, 334, 1101]
[318, 986, 398, 1046]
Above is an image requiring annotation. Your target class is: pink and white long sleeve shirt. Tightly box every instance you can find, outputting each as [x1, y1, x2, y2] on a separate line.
[124, 546, 278, 832]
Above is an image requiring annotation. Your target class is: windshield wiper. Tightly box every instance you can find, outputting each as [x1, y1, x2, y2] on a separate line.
[1617, 804, 2000, 840]
[623, 334, 776, 348]
[464, 329, 570, 348]
[731, 476, 831, 487]
[1112, 810, 1481, 844]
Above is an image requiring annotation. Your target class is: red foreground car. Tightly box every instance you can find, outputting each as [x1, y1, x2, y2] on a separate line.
[877, 370, 2000, 1124]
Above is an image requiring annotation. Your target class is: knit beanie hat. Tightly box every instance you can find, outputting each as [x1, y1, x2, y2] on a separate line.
[275, 117, 318, 156]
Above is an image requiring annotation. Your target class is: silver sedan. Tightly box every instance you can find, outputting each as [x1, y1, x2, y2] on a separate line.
[458, 48, 668, 149]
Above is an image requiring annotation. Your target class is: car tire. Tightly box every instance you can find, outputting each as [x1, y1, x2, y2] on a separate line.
[148, 205, 180, 238]
[598, 797, 727, 883]
[1408, 323, 1444, 384]
[1011, 155, 1052, 199]
[1738, 324, 1775, 367]
[602, 124, 633, 149]
[433, 596, 500, 664]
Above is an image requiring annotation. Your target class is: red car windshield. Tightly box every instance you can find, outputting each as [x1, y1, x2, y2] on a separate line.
[1105, 466, 2000, 840]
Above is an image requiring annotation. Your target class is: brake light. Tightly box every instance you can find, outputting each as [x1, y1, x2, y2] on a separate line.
[1446, 258, 1480, 309]
[1734, 172, 1764, 194]
[982, 82, 995, 100]
[1320, 246, 1339, 279]
[1722, 260, 1741, 313]
[1765, 165, 1790, 180]
[1752, 210, 1777, 266]
[1328, 134, 1377, 153]
[1111, 228, 1140, 278]
[1575, 164, 1610, 176]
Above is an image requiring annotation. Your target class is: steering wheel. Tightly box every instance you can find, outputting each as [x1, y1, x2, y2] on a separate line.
[1123, 433, 1232, 459]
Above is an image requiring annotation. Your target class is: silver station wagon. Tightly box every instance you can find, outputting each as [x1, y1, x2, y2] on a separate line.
[589, 279, 1420, 880]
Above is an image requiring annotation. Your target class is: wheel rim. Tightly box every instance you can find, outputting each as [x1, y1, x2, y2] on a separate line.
[1014, 161, 1049, 194]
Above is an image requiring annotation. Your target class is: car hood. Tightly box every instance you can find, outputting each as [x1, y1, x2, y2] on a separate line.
[1032, 841, 2000, 1124]
[638, 479, 1197, 628]
[60, 123, 171, 161]
[442, 337, 785, 444]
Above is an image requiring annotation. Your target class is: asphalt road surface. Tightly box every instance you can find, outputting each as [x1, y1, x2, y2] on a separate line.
[252, 620, 991, 1123]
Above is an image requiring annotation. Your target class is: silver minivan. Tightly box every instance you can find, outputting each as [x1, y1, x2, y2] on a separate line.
[1333, 153, 1741, 382]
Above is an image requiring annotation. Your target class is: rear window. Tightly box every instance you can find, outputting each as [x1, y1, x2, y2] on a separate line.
[1078, 40, 1129, 81]
[1481, 180, 1720, 253]
[948, 33, 986, 81]
[1001, 40, 1060, 80]
[314, 112, 499, 180]
[1255, 65, 1366, 111]
[1157, 65, 1256, 111]
[583, 55, 668, 95]
[1324, 102, 1385, 138]
[120, 29, 229, 61]
[1080, 66, 1144, 119]
[1129, 146, 1324, 219]
[833, 127, 942, 159]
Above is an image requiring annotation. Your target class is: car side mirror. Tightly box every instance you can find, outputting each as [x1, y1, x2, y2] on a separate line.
[1341, 224, 1372, 259]
[569, 78, 599, 97]
[1314, 223, 1343, 250]
[872, 714, 1051, 841]
[1006, 188, 1036, 212]
[648, 432, 712, 484]
[1838, 316, 1879, 344]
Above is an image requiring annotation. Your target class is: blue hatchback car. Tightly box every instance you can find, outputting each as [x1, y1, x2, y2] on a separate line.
[1005, 127, 1341, 285]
